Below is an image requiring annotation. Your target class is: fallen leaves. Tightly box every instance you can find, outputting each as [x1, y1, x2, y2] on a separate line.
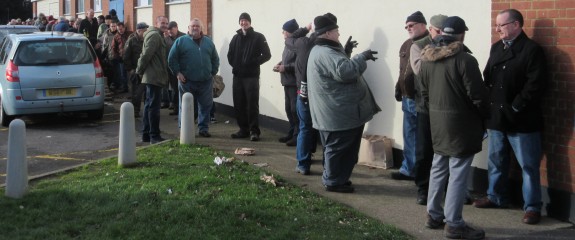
[260, 174, 282, 187]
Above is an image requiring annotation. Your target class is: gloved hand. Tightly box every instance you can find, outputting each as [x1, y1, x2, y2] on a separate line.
[395, 88, 402, 102]
[344, 36, 358, 58]
[362, 49, 378, 61]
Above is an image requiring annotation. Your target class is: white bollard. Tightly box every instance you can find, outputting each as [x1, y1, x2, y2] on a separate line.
[118, 102, 137, 167]
[5, 119, 28, 199]
[180, 92, 195, 145]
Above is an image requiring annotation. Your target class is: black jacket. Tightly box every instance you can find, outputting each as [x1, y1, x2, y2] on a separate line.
[285, 27, 317, 96]
[483, 31, 548, 132]
[78, 17, 99, 46]
[227, 27, 271, 78]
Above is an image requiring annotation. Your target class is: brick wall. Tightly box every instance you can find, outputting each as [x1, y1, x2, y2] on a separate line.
[491, 0, 575, 193]
[191, 0, 212, 36]
[152, 0, 166, 24]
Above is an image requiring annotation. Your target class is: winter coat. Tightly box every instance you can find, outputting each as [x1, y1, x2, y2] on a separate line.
[53, 22, 70, 32]
[279, 43, 297, 87]
[123, 32, 144, 71]
[395, 32, 429, 101]
[78, 17, 99, 46]
[413, 35, 433, 113]
[136, 27, 168, 88]
[111, 31, 132, 60]
[227, 27, 271, 78]
[285, 27, 317, 96]
[483, 31, 547, 133]
[168, 35, 220, 82]
[419, 36, 489, 157]
[307, 38, 381, 132]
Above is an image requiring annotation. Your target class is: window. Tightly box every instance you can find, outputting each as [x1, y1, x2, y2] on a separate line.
[77, 0, 85, 13]
[94, 0, 102, 12]
[138, 0, 152, 6]
[0, 40, 12, 64]
[15, 40, 93, 66]
[64, 0, 71, 14]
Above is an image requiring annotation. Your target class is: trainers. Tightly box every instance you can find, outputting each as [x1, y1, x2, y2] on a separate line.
[473, 197, 503, 208]
[199, 131, 211, 138]
[324, 184, 354, 193]
[444, 225, 485, 240]
[425, 214, 445, 229]
[250, 133, 260, 141]
[278, 136, 291, 143]
[523, 211, 541, 224]
[150, 137, 167, 144]
[295, 166, 310, 175]
[231, 131, 249, 139]
[391, 172, 415, 181]
[210, 117, 218, 124]
[285, 138, 297, 146]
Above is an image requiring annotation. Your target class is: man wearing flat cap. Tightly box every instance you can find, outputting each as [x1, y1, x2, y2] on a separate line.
[307, 13, 380, 193]
[227, 12, 272, 141]
[124, 22, 148, 117]
[419, 16, 488, 239]
[392, 11, 430, 183]
[274, 19, 300, 147]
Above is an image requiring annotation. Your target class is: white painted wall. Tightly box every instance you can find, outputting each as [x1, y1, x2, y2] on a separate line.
[212, 0, 492, 151]
[135, 7, 154, 26]
[36, 0, 60, 18]
[168, 2, 191, 31]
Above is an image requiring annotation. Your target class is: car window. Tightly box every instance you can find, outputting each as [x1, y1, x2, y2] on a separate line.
[0, 39, 13, 64]
[14, 39, 94, 66]
[0, 28, 39, 42]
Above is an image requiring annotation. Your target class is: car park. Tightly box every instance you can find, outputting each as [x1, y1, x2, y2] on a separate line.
[0, 31, 105, 126]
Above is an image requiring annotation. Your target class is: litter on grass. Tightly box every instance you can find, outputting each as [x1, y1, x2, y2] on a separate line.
[260, 174, 282, 187]
[214, 156, 235, 165]
[234, 147, 255, 156]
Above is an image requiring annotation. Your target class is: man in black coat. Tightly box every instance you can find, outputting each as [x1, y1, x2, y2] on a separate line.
[473, 9, 548, 225]
[79, 9, 99, 47]
[227, 12, 271, 141]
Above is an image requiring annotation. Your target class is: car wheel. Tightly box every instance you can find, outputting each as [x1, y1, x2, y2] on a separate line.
[87, 108, 104, 120]
[0, 96, 15, 127]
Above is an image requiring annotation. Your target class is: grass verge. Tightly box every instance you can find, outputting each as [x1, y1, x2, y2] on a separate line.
[1, 141, 412, 239]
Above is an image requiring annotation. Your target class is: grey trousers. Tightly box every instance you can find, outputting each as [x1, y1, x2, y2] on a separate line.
[427, 153, 473, 228]
[319, 125, 364, 186]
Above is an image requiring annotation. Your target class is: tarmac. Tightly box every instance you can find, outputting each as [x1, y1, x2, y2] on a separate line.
[151, 104, 574, 240]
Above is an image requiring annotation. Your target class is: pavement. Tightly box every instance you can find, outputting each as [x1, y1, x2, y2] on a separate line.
[151, 103, 574, 240]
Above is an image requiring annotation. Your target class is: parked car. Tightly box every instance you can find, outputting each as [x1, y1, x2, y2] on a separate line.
[0, 31, 105, 126]
[0, 25, 39, 42]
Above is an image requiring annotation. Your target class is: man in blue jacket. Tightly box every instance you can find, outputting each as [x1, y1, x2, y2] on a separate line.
[168, 18, 220, 137]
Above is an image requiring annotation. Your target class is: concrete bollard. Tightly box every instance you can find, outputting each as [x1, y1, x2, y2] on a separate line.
[180, 92, 195, 145]
[118, 102, 137, 167]
[5, 119, 28, 199]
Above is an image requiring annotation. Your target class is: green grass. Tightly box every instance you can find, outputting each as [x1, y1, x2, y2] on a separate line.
[1, 141, 412, 240]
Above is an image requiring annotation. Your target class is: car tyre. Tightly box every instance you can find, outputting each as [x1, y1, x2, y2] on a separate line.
[0, 96, 15, 127]
[87, 108, 104, 120]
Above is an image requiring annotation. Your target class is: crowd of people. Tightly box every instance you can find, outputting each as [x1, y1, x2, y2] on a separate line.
[17, 8, 546, 239]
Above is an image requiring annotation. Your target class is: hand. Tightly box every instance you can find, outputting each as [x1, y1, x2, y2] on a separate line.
[273, 64, 280, 72]
[277, 65, 285, 73]
[344, 36, 358, 57]
[306, 23, 312, 31]
[177, 72, 186, 83]
[362, 49, 378, 61]
[395, 88, 402, 102]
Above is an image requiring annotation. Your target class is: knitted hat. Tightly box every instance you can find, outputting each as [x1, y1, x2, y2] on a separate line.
[429, 14, 448, 29]
[282, 19, 299, 33]
[239, 12, 251, 23]
[314, 14, 338, 35]
[136, 22, 149, 30]
[442, 16, 468, 34]
[406, 11, 426, 24]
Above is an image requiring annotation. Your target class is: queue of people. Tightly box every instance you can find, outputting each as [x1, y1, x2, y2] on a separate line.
[65, 8, 544, 240]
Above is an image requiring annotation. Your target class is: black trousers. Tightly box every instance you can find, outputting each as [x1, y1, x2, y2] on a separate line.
[232, 76, 260, 135]
[284, 86, 299, 138]
[414, 112, 434, 195]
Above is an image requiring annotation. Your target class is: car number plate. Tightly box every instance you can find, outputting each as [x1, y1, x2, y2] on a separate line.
[44, 88, 76, 97]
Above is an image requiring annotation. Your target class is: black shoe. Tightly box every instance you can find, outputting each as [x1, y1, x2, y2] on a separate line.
[417, 193, 428, 205]
[445, 225, 485, 240]
[250, 133, 260, 141]
[285, 138, 297, 146]
[134, 111, 141, 118]
[325, 184, 355, 193]
[160, 103, 169, 109]
[425, 214, 445, 229]
[278, 136, 291, 143]
[295, 166, 310, 175]
[391, 172, 415, 181]
[142, 135, 150, 143]
[199, 131, 211, 138]
[465, 196, 473, 205]
[210, 117, 218, 124]
[150, 137, 167, 144]
[168, 110, 178, 116]
[231, 131, 249, 139]
[168, 103, 175, 110]
[344, 180, 352, 186]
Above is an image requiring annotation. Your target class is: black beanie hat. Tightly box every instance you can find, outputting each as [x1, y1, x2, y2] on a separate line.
[323, 12, 337, 24]
[282, 19, 299, 33]
[406, 11, 427, 24]
[314, 15, 338, 35]
[239, 12, 251, 23]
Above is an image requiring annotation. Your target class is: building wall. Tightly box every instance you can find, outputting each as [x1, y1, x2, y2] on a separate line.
[167, 2, 191, 30]
[136, 7, 153, 26]
[36, 0, 60, 18]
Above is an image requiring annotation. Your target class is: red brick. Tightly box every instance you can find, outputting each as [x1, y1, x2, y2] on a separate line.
[560, 63, 575, 72]
[557, 27, 575, 37]
[524, 10, 537, 19]
[557, 0, 575, 8]
[565, 9, 575, 18]
[537, 9, 561, 18]
[531, 35, 555, 46]
[532, 19, 554, 28]
[558, 37, 575, 46]
[493, 2, 511, 11]
[555, 54, 574, 64]
[511, 1, 533, 9]
[533, 1, 555, 9]
[556, 19, 575, 28]
[532, 27, 555, 36]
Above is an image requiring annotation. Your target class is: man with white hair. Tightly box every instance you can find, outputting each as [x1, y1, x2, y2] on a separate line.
[54, 17, 70, 32]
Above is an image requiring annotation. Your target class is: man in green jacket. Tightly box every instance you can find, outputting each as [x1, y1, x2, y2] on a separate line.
[136, 16, 169, 144]
[168, 18, 220, 138]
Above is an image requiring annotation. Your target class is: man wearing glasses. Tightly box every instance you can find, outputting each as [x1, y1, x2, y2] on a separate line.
[392, 11, 429, 182]
[474, 9, 548, 225]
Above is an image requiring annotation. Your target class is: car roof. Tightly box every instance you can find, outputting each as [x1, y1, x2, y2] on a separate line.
[8, 31, 87, 41]
[0, 25, 40, 30]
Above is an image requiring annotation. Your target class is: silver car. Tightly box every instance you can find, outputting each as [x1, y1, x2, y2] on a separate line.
[0, 25, 40, 42]
[0, 32, 105, 126]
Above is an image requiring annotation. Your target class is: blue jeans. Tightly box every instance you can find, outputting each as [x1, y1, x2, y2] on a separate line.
[487, 129, 542, 212]
[142, 84, 162, 139]
[112, 59, 127, 89]
[400, 97, 417, 177]
[179, 79, 213, 133]
[296, 96, 317, 169]
[319, 125, 364, 187]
